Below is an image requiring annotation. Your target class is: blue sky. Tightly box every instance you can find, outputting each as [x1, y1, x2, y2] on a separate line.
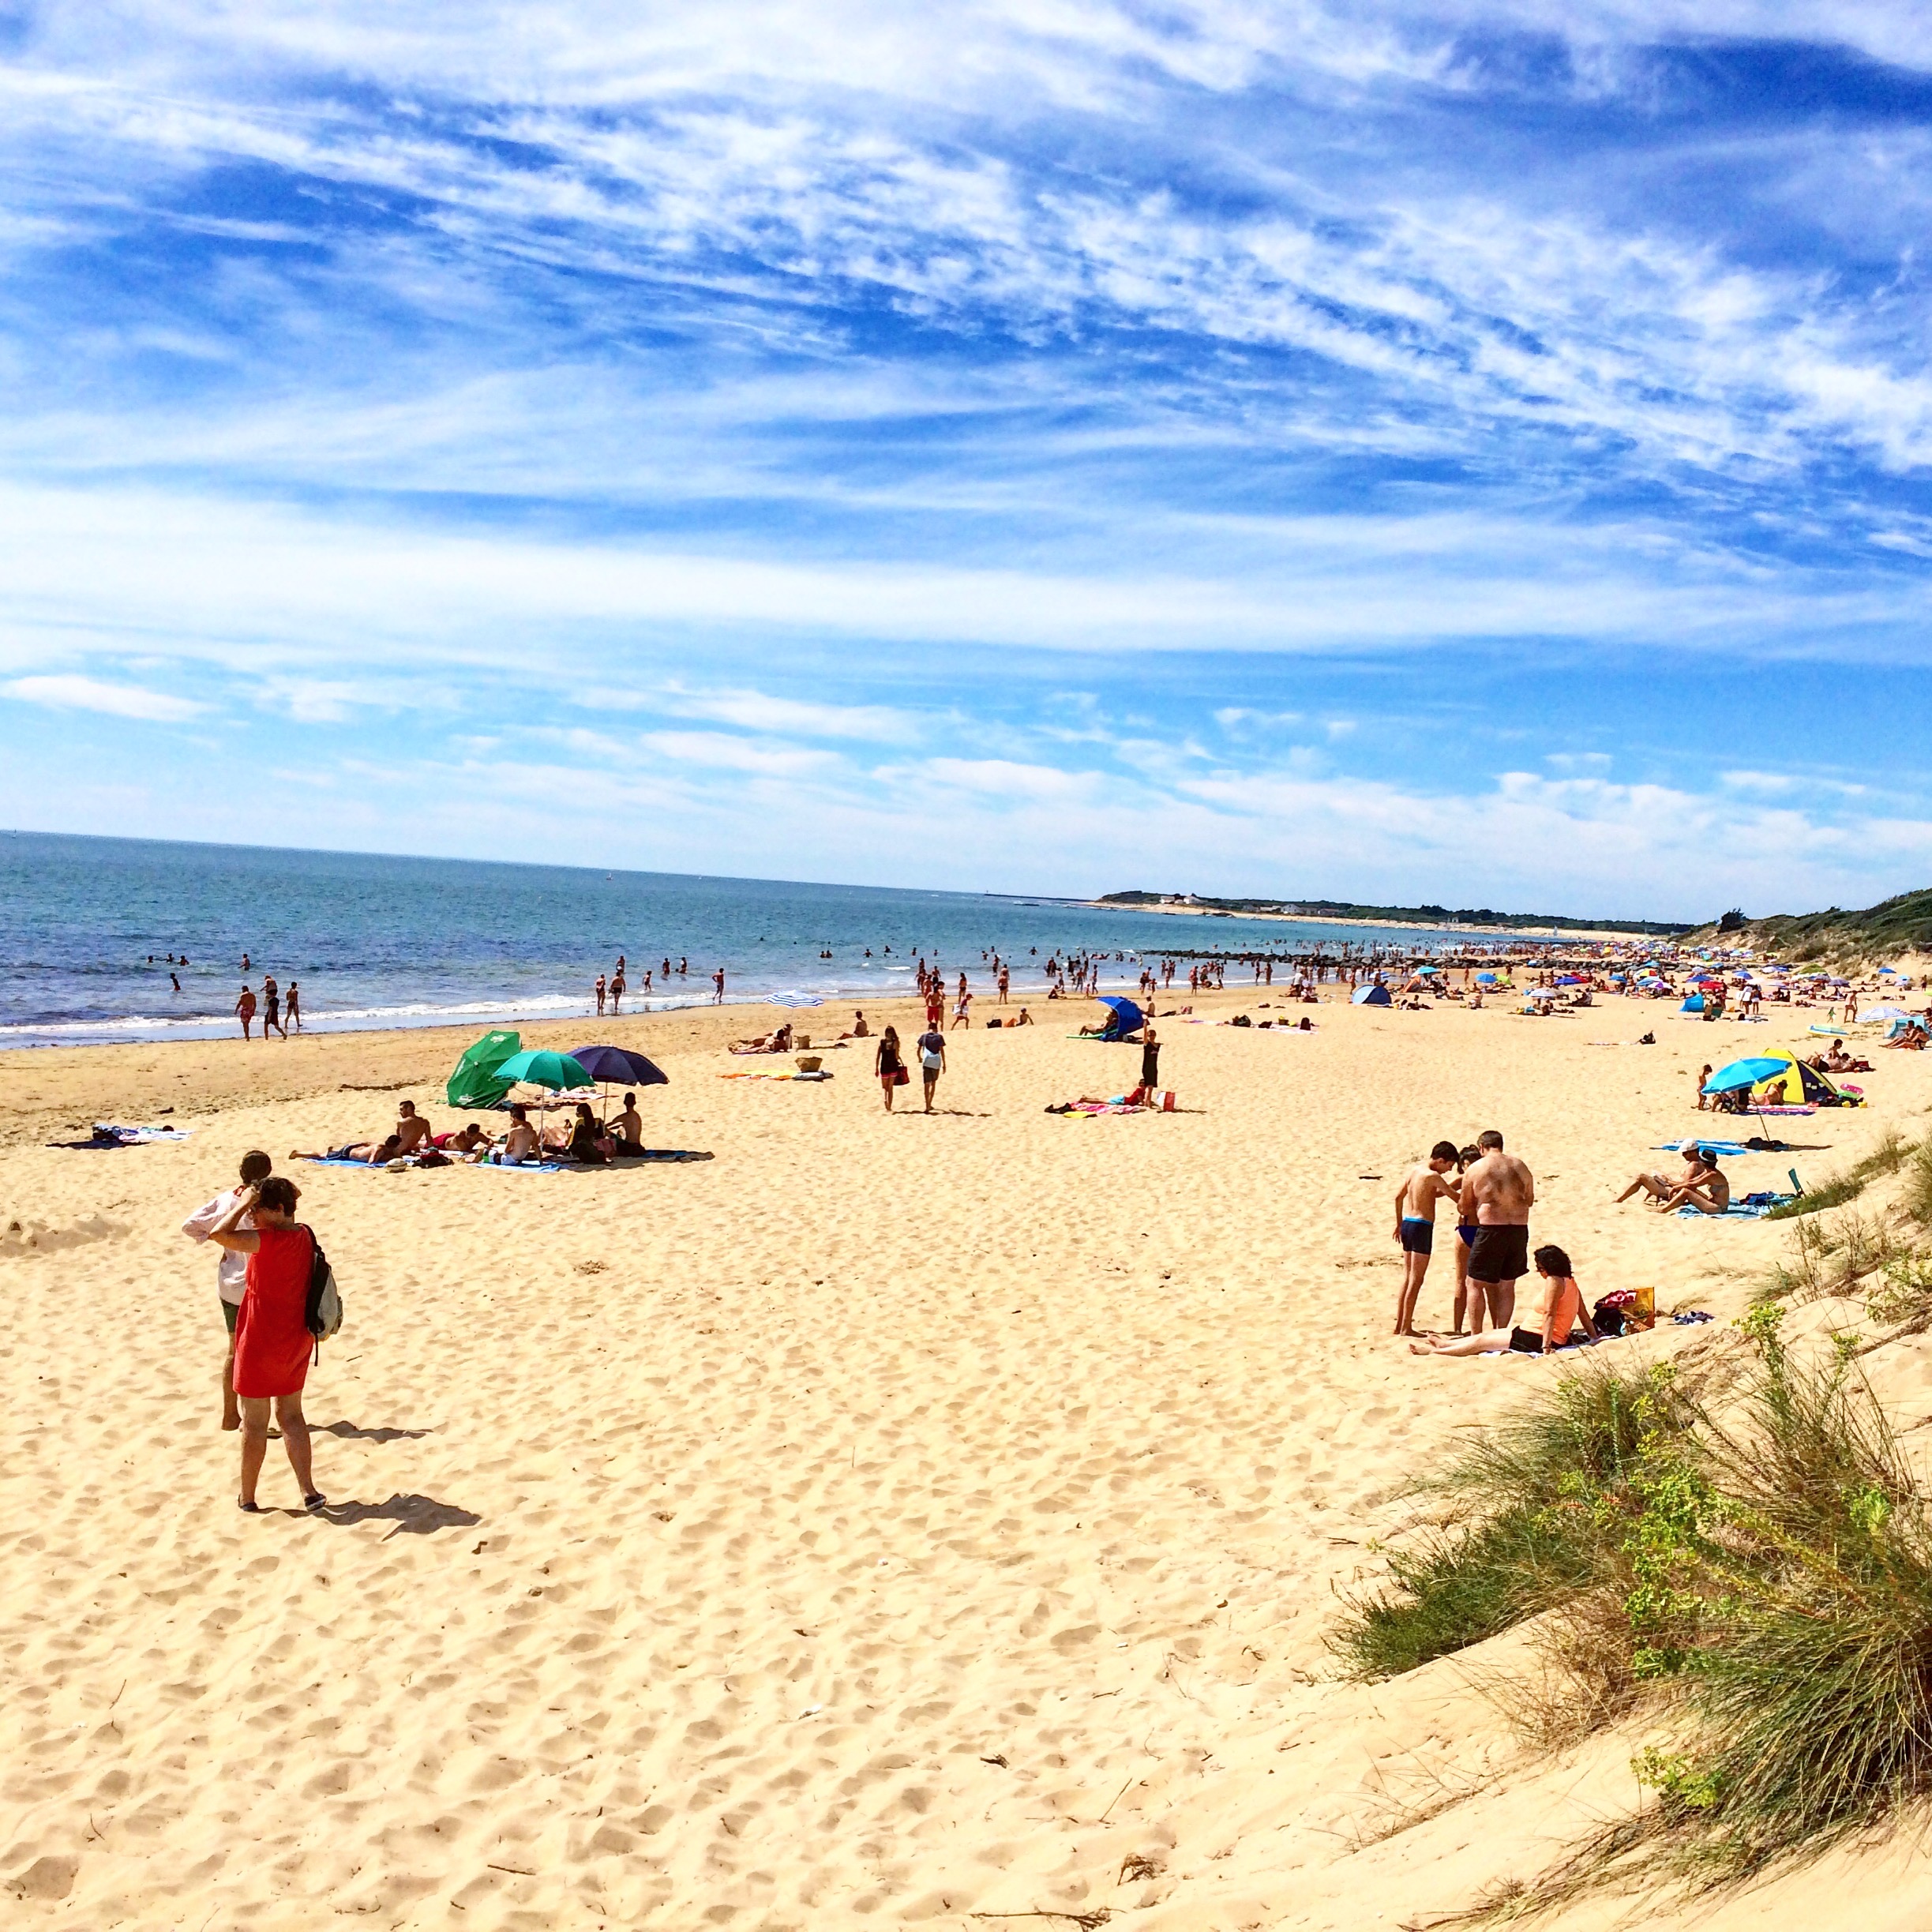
[2, 2, 1931, 917]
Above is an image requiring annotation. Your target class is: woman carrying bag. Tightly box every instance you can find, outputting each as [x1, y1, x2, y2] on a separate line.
[875, 1025, 909, 1112]
[207, 1176, 325, 1513]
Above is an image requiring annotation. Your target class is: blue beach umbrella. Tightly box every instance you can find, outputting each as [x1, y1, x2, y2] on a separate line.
[1094, 995, 1144, 1039]
[567, 1045, 670, 1087]
[1703, 1054, 1791, 1135]
[1703, 1057, 1788, 1094]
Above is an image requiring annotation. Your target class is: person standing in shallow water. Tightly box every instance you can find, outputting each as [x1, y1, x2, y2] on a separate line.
[235, 982, 257, 1040]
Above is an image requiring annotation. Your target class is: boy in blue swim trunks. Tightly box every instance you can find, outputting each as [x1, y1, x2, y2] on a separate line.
[1393, 1141, 1461, 1337]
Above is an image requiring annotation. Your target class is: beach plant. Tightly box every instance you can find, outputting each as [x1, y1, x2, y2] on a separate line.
[1333, 1363, 1694, 1683]
[1766, 1127, 1908, 1221]
[1456, 1305, 1932, 1917]
[1904, 1131, 1932, 1228]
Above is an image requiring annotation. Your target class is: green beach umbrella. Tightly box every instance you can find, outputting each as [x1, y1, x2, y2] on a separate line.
[446, 1029, 522, 1108]
[493, 1048, 594, 1091]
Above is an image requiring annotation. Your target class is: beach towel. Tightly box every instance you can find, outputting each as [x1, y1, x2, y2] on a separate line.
[719, 1069, 833, 1081]
[51, 1122, 195, 1150]
[1654, 1139, 1755, 1156]
[1675, 1195, 1792, 1219]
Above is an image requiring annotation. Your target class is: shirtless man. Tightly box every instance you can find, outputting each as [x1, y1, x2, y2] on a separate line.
[501, 1105, 541, 1164]
[1392, 1141, 1460, 1337]
[1458, 1129, 1533, 1330]
[392, 1100, 433, 1154]
[610, 1093, 644, 1154]
[235, 982, 257, 1040]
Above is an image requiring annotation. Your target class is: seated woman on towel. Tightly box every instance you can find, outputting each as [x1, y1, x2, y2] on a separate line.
[1410, 1245, 1599, 1356]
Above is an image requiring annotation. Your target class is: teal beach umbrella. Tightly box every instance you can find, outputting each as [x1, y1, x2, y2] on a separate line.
[493, 1048, 593, 1091]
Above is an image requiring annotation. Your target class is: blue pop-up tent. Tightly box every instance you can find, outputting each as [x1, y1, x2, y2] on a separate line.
[1352, 983, 1392, 1006]
[1090, 995, 1144, 1040]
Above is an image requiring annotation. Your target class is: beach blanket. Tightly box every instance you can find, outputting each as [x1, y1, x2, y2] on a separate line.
[1675, 1194, 1793, 1219]
[719, 1069, 834, 1081]
[298, 1154, 471, 1172]
[51, 1122, 194, 1150]
[1655, 1139, 1755, 1156]
[1045, 1090, 1174, 1116]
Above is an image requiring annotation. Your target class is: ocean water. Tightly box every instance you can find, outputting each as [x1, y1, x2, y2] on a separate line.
[0, 831, 1469, 1047]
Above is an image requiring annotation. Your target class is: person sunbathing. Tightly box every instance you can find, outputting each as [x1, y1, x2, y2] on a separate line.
[434, 1123, 490, 1157]
[561, 1101, 609, 1164]
[499, 1105, 542, 1164]
[1659, 1154, 1731, 1214]
[292, 1135, 403, 1165]
[609, 1093, 644, 1154]
[730, 1023, 793, 1055]
[1618, 1146, 1707, 1206]
[1409, 1244, 1597, 1356]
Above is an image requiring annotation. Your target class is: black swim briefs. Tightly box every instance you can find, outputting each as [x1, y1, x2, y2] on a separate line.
[1467, 1224, 1529, 1284]
[1399, 1217, 1434, 1255]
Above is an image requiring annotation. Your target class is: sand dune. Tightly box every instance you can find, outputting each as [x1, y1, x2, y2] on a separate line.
[3, 991, 1927, 1926]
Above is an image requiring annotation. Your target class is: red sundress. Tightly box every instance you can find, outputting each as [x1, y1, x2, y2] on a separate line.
[233, 1223, 316, 1398]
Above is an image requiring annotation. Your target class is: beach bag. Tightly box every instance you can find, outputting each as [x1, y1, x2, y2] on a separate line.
[302, 1226, 343, 1350]
[1146, 1089, 1176, 1112]
[893, 1067, 910, 1086]
[1592, 1299, 1626, 1337]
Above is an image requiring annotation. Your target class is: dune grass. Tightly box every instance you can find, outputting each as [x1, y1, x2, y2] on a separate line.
[1435, 1308, 1932, 1919]
[1766, 1126, 1908, 1221]
[1333, 1364, 1691, 1683]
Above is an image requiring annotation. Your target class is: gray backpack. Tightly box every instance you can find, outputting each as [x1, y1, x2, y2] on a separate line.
[301, 1228, 344, 1355]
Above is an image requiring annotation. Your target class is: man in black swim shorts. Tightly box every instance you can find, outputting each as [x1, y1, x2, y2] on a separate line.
[1458, 1128, 1535, 1330]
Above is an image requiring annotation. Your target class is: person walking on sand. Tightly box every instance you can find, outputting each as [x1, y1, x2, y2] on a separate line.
[204, 1176, 325, 1512]
[951, 981, 973, 1030]
[1392, 1141, 1461, 1337]
[610, 966, 625, 1015]
[262, 974, 286, 1039]
[916, 1021, 947, 1112]
[284, 981, 301, 1031]
[595, 974, 607, 1017]
[876, 1025, 906, 1111]
[713, 967, 726, 1004]
[235, 982, 257, 1040]
[1459, 1129, 1534, 1331]
[182, 1149, 274, 1431]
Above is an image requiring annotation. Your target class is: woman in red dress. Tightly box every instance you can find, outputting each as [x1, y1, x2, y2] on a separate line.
[208, 1176, 325, 1512]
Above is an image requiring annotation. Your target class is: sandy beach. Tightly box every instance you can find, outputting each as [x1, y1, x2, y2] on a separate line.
[5, 990, 1930, 1929]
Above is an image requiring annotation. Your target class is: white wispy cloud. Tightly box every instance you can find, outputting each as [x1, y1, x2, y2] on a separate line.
[2, 671, 202, 722]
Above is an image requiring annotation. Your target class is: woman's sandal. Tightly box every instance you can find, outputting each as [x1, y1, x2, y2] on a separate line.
[303, 1493, 327, 1511]
[237, 1498, 262, 1513]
